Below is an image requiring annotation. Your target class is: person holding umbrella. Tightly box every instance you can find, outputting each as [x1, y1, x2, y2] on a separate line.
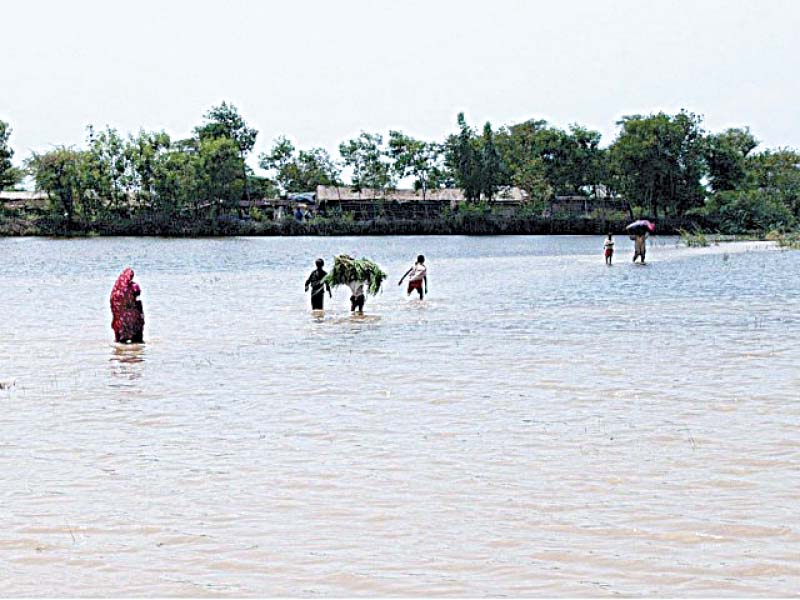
[626, 220, 655, 264]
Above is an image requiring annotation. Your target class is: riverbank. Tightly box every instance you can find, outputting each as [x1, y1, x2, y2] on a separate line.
[679, 228, 800, 248]
[0, 212, 725, 237]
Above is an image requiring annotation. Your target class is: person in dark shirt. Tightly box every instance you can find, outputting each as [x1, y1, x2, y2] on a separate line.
[305, 258, 332, 310]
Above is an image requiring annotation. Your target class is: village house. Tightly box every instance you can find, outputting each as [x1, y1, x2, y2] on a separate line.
[307, 185, 528, 219]
[0, 190, 49, 212]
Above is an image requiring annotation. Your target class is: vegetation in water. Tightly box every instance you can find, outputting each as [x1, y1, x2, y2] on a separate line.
[323, 255, 387, 295]
[767, 230, 800, 249]
[679, 229, 711, 247]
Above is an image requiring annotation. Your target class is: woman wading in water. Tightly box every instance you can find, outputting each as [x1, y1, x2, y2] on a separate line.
[110, 268, 145, 343]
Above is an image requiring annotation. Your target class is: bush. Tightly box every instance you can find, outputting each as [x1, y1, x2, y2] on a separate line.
[701, 190, 795, 234]
[678, 228, 710, 247]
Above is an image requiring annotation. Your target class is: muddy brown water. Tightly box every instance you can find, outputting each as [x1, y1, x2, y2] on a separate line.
[0, 235, 798, 596]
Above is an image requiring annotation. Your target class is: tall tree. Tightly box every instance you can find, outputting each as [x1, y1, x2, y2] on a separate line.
[196, 137, 246, 213]
[704, 127, 759, 192]
[0, 119, 18, 190]
[295, 147, 341, 191]
[195, 102, 257, 201]
[494, 119, 551, 204]
[85, 126, 128, 215]
[746, 148, 800, 218]
[563, 124, 605, 196]
[608, 111, 706, 218]
[28, 147, 89, 224]
[259, 136, 341, 194]
[387, 131, 445, 199]
[259, 136, 295, 194]
[446, 113, 482, 202]
[153, 144, 204, 212]
[480, 122, 503, 202]
[126, 130, 171, 206]
[339, 132, 394, 194]
[495, 120, 604, 198]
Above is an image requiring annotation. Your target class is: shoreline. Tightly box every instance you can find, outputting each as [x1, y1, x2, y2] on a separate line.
[0, 214, 758, 238]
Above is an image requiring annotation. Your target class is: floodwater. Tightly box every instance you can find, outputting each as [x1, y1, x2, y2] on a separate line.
[0, 235, 798, 597]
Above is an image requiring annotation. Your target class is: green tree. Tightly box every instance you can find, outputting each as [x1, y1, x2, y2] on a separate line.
[0, 120, 18, 190]
[247, 174, 278, 200]
[608, 111, 706, 218]
[153, 145, 203, 212]
[126, 130, 171, 207]
[387, 131, 445, 199]
[85, 126, 129, 215]
[28, 147, 90, 224]
[480, 122, 503, 201]
[700, 189, 794, 233]
[495, 120, 604, 198]
[746, 148, 800, 218]
[195, 102, 258, 201]
[704, 127, 758, 192]
[339, 132, 394, 194]
[446, 113, 482, 202]
[196, 136, 246, 213]
[259, 136, 295, 193]
[564, 124, 605, 196]
[494, 120, 551, 205]
[259, 136, 341, 194]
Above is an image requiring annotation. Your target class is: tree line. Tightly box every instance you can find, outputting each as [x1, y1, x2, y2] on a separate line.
[1, 103, 799, 233]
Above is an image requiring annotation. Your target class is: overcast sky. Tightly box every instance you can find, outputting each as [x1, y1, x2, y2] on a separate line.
[3, 0, 799, 171]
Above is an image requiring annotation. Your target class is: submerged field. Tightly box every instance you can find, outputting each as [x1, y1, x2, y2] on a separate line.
[1, 235, 798, 596]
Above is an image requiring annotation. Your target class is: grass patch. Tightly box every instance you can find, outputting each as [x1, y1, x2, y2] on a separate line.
[679, 229, 711, 247]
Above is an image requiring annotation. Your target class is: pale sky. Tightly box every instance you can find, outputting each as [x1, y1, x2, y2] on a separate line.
[3, 0, 799, 173]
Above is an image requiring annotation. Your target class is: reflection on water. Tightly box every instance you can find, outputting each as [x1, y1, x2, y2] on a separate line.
[109, 344, 145, 382]
[0, 235, 798, 596]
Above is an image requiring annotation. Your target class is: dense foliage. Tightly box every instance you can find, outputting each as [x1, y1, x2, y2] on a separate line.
[2, 105, 799, 235]
[323, 255, 387, 295]
[0, 120, 24, 190]
[259, 136, 341, 194]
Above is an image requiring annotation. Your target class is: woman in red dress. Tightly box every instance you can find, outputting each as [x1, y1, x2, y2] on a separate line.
[110, 268, 145, 343]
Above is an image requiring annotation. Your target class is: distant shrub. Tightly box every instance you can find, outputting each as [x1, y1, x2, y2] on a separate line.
[700, 190, 795, 234]
[679, 228, 710, 247]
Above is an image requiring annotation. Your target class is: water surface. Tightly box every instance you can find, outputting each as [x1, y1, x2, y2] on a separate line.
[1, 235, 798, 596]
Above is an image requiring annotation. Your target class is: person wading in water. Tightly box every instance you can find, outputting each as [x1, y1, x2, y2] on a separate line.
[604, 233, 615, 265]
[110, 267, 145, 343]
[398, 254, 428, 300]
[633, 233, 647, 264]
[304, 258, 332, 310]
[350, 282, 366, 314]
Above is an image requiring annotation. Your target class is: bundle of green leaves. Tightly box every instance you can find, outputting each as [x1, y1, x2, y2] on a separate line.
[323, 255, 387, 295]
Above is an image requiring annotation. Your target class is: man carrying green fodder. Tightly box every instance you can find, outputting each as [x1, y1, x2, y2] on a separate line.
[322, 254, 387, 314]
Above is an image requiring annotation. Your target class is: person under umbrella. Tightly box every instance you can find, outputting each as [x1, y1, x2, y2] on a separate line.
[626, 220, 655, 264]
